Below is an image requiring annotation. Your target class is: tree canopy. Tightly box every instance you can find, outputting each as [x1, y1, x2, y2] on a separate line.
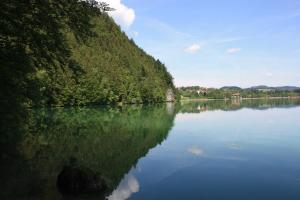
[0, 0, 176, 109]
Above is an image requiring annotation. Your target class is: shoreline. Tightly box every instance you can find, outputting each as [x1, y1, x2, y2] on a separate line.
[180, 96, 300, 101]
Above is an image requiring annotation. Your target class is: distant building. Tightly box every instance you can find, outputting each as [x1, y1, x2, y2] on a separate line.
[197, 87, 208, 95]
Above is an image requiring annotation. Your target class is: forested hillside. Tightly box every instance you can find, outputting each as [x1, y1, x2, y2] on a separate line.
[0, 0, 175, 108]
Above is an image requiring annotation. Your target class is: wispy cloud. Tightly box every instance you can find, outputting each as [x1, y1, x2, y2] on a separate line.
[146, 18, 191, 38]
[252, 9, 300, 30]
[227, 48, 241, 54]
[184, 44, 202, 53]
[215, 37, 245, 44]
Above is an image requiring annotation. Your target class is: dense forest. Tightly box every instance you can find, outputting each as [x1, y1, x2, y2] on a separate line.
[0, 0, 176, 109]
[179, 86, 300, 100]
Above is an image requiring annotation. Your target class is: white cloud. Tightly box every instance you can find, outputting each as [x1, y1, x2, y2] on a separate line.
[187, 146, 203, 156]
[184, 44, 201, 53]
[101, 0, 135, 28]
[108, 174, 139, 200]
[227, 48, 241, 54]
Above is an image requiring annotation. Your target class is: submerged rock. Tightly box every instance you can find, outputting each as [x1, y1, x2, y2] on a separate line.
[57, 166, 107, 195]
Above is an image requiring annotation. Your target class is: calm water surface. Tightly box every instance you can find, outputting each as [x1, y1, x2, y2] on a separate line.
[1, 99, 300, 200]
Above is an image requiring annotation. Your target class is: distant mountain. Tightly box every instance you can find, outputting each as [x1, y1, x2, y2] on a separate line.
[275, 86, 300, 91]
[248, 86, 300, 92]
[249, 85, 270, 90]
[209, 85, 300, 92]
[179, 85, 300, 92]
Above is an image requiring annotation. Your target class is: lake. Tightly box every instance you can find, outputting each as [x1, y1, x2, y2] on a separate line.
[1, 99, 300, 200]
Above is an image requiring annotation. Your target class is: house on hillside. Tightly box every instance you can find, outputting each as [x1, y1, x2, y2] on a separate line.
[197, 88, 208, 96]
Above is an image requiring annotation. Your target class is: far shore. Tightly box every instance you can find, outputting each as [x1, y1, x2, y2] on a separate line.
[180, 96, 300, 101]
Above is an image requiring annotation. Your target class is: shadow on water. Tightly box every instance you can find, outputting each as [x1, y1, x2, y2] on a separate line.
[0, 104, 177, 200]
[1, 99, 300, 199]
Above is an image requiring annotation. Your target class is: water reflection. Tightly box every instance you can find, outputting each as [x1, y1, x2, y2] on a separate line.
[0, 105, 176, 199]
[108, 174, 140, 200]
[227, 143, 242, 150]
[1, 99, 300, 199]
[187, 146, 204, 156]
[180, 98, 300, 113]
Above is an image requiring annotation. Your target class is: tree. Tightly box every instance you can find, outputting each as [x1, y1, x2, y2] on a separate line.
[98, 2, 115, 12]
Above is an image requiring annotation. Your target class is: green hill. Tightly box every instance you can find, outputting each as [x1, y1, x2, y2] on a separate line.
[0, 0, 176, 107]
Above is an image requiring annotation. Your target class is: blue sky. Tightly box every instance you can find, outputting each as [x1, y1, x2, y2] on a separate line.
[103, 0, 300, 88]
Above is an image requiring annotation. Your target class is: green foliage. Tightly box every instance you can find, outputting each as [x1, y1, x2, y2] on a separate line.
[63, 15, 175, 105]
[1, 105, 176, 199]
[0, 0, 175, 108]
[179, 86, 300, 100]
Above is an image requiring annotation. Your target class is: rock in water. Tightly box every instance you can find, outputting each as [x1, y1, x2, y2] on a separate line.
[57, 166, 107, 195]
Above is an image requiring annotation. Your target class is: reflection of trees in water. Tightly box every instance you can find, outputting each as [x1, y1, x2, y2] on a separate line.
[180, 99, 300, 113]
[2, 100, 299, 199]
[0, 104, 176, 199]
